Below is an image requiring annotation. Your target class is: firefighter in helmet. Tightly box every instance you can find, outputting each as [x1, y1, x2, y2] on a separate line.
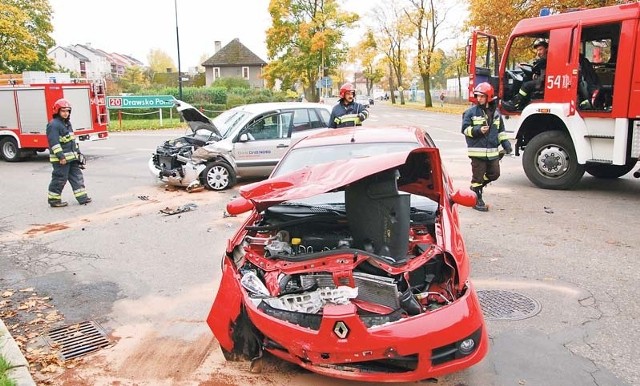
[461, 82, 512, 211]
[329, 83, 369, 128]
[502, 38, 548, 111]
[46, 98, 91, 207]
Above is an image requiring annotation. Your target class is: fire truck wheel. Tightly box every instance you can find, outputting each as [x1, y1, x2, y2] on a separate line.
[522, 130, 585, 190]
[0, 137, 21, 162]
[585, 160, 637, 179]
[202, 161, 236, 191]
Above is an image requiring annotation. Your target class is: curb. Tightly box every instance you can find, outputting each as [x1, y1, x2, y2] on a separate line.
[0, 319, 36, 386]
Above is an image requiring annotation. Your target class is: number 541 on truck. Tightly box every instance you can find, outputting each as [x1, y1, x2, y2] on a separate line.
[467, 3, 640, 189]
[0, 74, 108, 162]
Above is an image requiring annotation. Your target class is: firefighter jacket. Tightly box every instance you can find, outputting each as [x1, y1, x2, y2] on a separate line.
[329, 100, 369, 128]
[461, 104, 511, 160]
[46, 116, 80, 163]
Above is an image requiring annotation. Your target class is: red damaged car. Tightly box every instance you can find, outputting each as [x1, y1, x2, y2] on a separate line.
[207, 127, 488, 382]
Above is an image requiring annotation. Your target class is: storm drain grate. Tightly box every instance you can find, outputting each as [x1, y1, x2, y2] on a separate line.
[44, 320, 111, 360]
[477, 289, 541, 321]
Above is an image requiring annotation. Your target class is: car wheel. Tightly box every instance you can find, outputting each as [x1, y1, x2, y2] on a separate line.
[522, 131, 585, 190]
[0, 137, 21, 162]
[202, 161, 236, 190]
[585, 160, 637, 179]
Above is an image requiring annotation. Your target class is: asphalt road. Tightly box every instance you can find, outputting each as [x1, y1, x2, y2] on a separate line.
[0, 102, 638, 385]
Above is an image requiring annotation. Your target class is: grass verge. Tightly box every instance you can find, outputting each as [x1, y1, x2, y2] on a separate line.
[0, 355, 17, 386]
[107, 118, 187, 132]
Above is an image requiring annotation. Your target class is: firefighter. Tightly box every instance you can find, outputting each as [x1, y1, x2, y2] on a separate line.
[329, 83, 369, 128]
[461, 82, 512, 211]
[46, 99, 91, 207]
[502, 38, 548, 111]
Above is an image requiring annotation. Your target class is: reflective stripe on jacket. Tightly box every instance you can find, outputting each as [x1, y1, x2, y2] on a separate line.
[461, 104, 509, 160]
[329, 100, 369, 128]
[47, 117, 79, 163]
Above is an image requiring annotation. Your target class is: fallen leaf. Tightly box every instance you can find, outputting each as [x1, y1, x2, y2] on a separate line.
[2, 291, 14, 297]
[19, 287, 35, 292]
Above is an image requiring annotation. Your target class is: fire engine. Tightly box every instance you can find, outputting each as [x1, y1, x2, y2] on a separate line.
[0, 73, 108, 162]
[467, 3, 640, 189]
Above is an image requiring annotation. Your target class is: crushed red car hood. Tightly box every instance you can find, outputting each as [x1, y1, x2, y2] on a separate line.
[238, 148, 443, 212]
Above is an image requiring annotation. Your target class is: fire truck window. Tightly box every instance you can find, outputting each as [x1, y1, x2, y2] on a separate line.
[580, 23, 620, 111]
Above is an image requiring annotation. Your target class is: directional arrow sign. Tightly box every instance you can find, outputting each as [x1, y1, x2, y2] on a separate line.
[106, 95, 176, 109]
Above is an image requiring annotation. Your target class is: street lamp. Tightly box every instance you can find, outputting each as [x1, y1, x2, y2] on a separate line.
[174, 0, 183, 101]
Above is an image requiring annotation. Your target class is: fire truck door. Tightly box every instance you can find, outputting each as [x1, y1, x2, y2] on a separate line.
[545, 27, 581, 115]
[466, 31, 499, 102]
[0, 90, 18, 130]
[62, 86, 92, 131]
[16, 88, 48, 134]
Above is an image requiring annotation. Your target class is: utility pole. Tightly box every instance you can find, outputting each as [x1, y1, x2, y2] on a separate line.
[174, 0, 183, 101]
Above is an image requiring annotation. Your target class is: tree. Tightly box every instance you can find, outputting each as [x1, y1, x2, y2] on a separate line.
[374, 2, 413, 105]
[264, 0, 358, 102]
[0, 0, 54, 73]
[352, 30, 384, 96]
[147, 49, 176, 74]
[405, 0, 454, 107]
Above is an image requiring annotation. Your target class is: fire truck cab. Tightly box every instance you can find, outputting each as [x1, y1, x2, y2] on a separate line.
[0, 74, 108, 162]
[467, 3, 640, 189]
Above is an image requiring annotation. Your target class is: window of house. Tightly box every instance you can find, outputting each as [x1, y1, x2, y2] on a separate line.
[242, 67, 249, 79]
[213, 67, 220, 79]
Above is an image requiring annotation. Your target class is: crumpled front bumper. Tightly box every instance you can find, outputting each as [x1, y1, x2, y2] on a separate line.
[208, 257, 488, 382]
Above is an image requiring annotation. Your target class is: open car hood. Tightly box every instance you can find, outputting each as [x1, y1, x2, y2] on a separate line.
[174, 100, 221, 136]
[238, 148, 444, 212]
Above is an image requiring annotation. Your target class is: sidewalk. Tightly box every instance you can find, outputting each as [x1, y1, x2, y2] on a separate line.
[0, 319, 36, 386]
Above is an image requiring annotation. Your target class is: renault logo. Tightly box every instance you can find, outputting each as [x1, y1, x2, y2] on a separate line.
[333, 321, 349, 339]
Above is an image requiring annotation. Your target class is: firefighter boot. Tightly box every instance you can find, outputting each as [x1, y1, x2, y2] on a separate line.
[49, 201, 68, 208]
[472, 187, 489, 212]
[502, 93, 524, 112]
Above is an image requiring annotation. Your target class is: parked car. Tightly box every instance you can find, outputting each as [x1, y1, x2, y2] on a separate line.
[148, 100, 332, 191]
[207, 127, 487, 382]
[355, 94, 371, 108]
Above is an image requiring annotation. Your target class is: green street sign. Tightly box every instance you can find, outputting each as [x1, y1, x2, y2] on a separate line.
[106, 95, 176, 109]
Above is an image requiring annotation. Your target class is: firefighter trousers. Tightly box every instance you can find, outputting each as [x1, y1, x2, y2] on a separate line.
[47, 161, 89, 204]
[470, 158, 500, 188]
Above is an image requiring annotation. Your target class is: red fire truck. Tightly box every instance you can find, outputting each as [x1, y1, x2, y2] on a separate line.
[0, 76, 108, 162]
[467, 3, 640, 189]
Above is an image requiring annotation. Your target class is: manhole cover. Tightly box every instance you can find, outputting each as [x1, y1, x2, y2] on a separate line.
[477, 289, 541, 320]
[44, 320, 111, 360]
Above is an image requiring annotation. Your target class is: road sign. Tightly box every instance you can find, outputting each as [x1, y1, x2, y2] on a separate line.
[106, 95, 175, 109]
[315, 76, 333, 89]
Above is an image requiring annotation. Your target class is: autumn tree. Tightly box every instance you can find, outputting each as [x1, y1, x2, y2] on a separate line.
[0, 0, 54, 73]
[147, 49, 176, 74]
[404, 0, 455, 107]
[373, 2, 413, 105]
[352, 30, 384, 96]
[264, 0, 358, 102]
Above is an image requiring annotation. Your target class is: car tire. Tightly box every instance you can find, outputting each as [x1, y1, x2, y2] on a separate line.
[202, 161, 236, 190]
[0, 137, 21, 162]
[585, 160, 637, 179]
[522, 131, 585, 190]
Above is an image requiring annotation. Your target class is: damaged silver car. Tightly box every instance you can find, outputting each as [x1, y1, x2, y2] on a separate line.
[149, 100, 332, 191]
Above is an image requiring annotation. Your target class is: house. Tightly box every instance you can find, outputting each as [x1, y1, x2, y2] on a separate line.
[201, 39, 266, 88]
[47, 46, 91, 78]
[71, 44, 112, 79]
[48, 44, 144, 80]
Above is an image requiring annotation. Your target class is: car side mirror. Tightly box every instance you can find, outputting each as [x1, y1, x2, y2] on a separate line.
[226, 197, 254, 215]
[450, 188, 477, 207]
[238, 133, 250, 142]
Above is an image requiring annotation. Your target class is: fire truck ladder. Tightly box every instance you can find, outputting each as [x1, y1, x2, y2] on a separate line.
[93, 79, 108, 125]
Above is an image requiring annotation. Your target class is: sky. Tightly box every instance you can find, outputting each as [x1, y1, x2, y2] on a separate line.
[48, 0, 466, 70]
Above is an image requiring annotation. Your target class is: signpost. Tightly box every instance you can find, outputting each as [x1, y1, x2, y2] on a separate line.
[106, 95, 176, 128]
[106, 95, 175, 109]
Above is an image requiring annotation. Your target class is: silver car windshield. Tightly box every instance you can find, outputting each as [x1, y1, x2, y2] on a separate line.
[212, 110, 251, 138]
[271, 142, 418, 177]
